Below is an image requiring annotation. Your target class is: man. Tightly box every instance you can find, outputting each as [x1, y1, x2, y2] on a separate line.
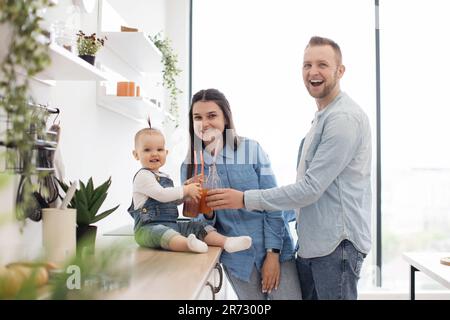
[206, 36, 372, 300]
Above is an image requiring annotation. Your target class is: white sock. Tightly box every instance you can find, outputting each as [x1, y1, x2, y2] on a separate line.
[187, 234, 208, 253]
[224, 236, 252, 253]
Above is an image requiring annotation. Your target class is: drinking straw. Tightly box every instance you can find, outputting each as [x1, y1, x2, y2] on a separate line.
[200, 149, 205, 180]
[212, 137, 221, 165]
[193, 149, 198, 177]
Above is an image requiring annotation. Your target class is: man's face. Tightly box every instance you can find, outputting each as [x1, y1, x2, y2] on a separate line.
[302, 45, 344, 100]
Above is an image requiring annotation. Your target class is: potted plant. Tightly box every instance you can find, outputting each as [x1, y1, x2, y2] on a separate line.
[57, 177, 119, 256]
[149, 32, 182, 128]
[76, 30, 107, 65]
[1, 1, 54, 222]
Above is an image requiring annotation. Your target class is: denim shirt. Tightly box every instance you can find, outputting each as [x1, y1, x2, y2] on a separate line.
[244, 92, 372, 258]
[180, 138, 296, 282]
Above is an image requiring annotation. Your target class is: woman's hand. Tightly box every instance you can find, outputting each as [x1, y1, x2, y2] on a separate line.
[206, 188, 244, 210]
[261, 252, 280, 294]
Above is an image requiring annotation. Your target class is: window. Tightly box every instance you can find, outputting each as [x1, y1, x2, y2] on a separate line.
[380, 0, 450, 292]
[193, 0, 377, 290]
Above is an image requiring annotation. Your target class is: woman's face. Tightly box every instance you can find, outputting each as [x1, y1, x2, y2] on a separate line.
[192, 100, 226, 144]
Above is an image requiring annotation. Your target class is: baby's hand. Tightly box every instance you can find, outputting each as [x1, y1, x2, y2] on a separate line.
[183, 183, 202, 201]
[183, 174, 204, 185]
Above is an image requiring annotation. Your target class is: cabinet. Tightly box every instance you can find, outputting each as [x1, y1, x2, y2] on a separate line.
[196, 262, 227, 300]
[100, 230, 227, 300]
[96, 0, 165, 125]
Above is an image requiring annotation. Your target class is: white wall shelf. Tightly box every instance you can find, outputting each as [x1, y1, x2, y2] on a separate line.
[100, 32, 162, 73]
[97, 94, 167, 123]
[36, 43, 109, 81]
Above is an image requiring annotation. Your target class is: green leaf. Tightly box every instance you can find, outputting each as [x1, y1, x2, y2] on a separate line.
[149, 32, 181, 127]
[79, 180, 87, 192]
[75, 186, 91, 226]
[88, 192, 107, 220]
[86, 177, 94, 202]
[0, 1, 55, 219]
[62, 176, 118, 226]
[91, 204, 120, 224]
[90, 177, 111, 207]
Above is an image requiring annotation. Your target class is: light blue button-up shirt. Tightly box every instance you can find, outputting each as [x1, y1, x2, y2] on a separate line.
[181, 138, 296, 282]
[244, 92, 372, 258]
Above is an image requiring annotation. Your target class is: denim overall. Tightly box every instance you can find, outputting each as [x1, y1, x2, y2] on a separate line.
[128, 168, 211, 249]
[128, 168, 179, 230]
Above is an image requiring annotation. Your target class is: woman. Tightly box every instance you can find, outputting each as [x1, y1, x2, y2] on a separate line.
[181, 88, 301, 300]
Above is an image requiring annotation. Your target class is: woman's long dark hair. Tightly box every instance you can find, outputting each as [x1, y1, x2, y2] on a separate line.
[186, 88, 240, 178]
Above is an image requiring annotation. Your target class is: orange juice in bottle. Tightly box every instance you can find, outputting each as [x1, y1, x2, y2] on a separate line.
[182, 172, 203, 217]
[199, 188, 212, 214]
[182, 153, 201, 217]
[183, 198, 200, 217]
[201, 163, 221, 214]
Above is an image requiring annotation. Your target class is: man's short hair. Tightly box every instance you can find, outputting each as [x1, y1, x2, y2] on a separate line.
[306, 36, 342, 65]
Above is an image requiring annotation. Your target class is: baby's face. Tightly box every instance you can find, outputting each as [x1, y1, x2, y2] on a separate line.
[133, 133, 168, 171]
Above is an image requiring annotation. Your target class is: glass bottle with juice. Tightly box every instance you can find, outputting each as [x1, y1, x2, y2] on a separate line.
[199, 163, 221, 214]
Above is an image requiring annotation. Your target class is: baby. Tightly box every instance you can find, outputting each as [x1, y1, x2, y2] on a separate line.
[128, 125, 252, 253]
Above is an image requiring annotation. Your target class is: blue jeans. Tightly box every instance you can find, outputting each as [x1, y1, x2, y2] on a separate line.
[295, 239, 366, 300]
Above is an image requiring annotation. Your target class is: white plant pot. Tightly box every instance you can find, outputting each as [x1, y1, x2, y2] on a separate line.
[42, 208, 77, 266]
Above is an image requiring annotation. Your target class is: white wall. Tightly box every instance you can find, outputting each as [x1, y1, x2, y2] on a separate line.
[48, 81, 143, 232]
[43, 0, 169, 234]
[164, 0, 191, 188]
[105, 0, 166, 36]
[0, 0, 191, 263]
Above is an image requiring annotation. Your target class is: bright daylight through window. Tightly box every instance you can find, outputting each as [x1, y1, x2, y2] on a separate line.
[193, 0, 450, 296]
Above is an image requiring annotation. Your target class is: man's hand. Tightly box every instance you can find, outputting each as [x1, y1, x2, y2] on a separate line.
[206, 188, 245, 210]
